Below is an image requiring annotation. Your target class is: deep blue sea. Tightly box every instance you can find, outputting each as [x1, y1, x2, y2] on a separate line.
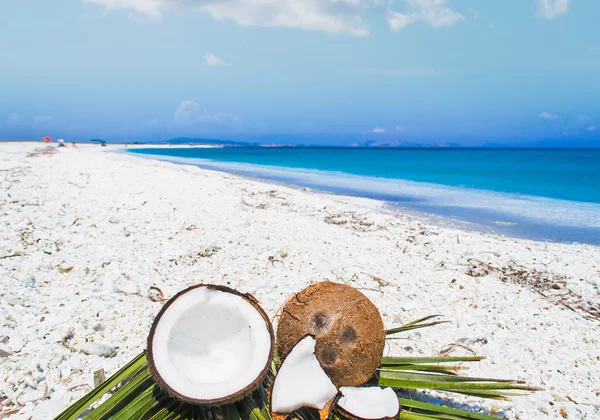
[127, 147, 600, 244]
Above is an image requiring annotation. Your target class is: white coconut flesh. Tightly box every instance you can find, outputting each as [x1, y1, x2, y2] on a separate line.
[338, 386, 400, 419]
[271, 335, 338, 414]
[150, 287, 272, 401]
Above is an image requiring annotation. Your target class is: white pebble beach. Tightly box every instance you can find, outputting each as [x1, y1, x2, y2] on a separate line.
[0, 142, 598, 419]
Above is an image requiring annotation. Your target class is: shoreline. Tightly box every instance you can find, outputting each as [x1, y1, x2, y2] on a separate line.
[0, 142, 599, 419]
[124, 147, 600, 245]
[124, 149, 510, 242]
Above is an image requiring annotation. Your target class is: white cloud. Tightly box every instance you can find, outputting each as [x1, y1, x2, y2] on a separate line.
[84, 0, 466, 35]
[169, 100, 244, 134]
[588, 125, 597, 131]
[396, 125, 404, 131]
[370, 127, 385, 133]
[202, 52, 228, 66]
[386, 11, 412, 31]
[83, 0, 373, 36]
[539, 112, 558, 120]
[537, 0, 569, 20]
[387, 0, 465, 32]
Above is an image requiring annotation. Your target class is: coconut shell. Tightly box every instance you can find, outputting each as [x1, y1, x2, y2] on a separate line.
[329, 394, 400, 420]
[276, 282, 386, 387]
[270, 400, 334, 420]
[147, 284, 275, 406]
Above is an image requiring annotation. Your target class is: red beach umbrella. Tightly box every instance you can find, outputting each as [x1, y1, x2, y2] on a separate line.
[43, 136, 53, 142]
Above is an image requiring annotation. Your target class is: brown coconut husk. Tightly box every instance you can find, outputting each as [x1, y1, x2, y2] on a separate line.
[276, 281, 386, 387]
[147, 284, 275, 406]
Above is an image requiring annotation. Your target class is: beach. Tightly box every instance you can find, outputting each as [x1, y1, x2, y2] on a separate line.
[0, 142, 599, 419]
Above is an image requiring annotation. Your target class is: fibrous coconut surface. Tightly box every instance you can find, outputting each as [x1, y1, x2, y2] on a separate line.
[276, 281, 386, 386]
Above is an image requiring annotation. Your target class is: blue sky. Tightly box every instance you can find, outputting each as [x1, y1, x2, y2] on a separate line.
[1, 0, 599, 146]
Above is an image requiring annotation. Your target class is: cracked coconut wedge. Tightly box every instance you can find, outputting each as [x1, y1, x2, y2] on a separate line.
[334, 386, 400, 420]
[271, 335, 338, 415]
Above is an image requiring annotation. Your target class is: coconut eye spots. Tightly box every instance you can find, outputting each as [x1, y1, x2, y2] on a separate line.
[319, 345, 338, 365]
[340, 327, 357, 346]
[311, 312, 330, 333]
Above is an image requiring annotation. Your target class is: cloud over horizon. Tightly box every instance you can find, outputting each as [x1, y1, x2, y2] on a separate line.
[83, 0, 373, 36]
[537, 0, 569, 20]
[83, 0, 467, 36]
[539, 111, 558, 119]
[370, 127, 386, 133]
[387, 0, 465, 32]
[202, 52, 228, 66]
[168, 100, 245, 134]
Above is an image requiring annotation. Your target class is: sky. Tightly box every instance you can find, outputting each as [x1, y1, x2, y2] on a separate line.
[1, 0, 599, 146]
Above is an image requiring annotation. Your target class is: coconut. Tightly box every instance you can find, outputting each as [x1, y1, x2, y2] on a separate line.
[147, 284, 274, 406]
[333, 387, 400, 420]
[271, 335, 338, 415]
[276, 281, 386, 386]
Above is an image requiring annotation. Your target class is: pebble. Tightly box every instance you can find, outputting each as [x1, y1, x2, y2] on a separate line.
[116, 282, 140, 295]
[3, 295, 24, 306]
[9, 334, 25, 353]
[77, 343, 118, 358]
[24, 275, 36, 288]
[49, 354, 65, 368]
[102, 276, 117, 294]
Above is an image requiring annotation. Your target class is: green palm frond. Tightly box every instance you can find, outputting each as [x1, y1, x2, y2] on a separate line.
[56, 316, 538, 419]
[56, 351, 147, 420]
[386, 315, 450, 336]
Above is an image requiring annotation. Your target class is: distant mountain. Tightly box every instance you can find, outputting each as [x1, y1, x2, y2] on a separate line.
[150, 136, 468, 148]
[162, 137, 254, 146]
[352, 140, 461, 148]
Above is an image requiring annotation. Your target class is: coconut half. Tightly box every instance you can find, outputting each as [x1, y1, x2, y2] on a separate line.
[336, 387, 400, 420]
[147, 284, 274, 406]
[276, 281, 386, 386]
[271, 335, 338, 414]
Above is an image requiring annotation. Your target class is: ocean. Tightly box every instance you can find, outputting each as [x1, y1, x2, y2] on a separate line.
[127, 147, 600, 244]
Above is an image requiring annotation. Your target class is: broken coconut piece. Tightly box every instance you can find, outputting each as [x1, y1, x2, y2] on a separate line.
[271, 335, 338, 414]
[276, 281, 386, 386]
[147, 284, 274, 405]
[335, 386, 400, 420]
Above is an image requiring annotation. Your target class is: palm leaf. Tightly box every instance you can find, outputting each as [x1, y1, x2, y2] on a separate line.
[56, 315, 537, 419]
[55, 351, 147, 420]
[386, 315, 450, 336]
[398, 398, 502, 420]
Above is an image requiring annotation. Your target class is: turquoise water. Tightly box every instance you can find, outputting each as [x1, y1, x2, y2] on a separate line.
[128, 147, 600, 244]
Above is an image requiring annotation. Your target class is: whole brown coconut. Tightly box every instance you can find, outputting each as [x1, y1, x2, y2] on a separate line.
[276, 281, 386, 387]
